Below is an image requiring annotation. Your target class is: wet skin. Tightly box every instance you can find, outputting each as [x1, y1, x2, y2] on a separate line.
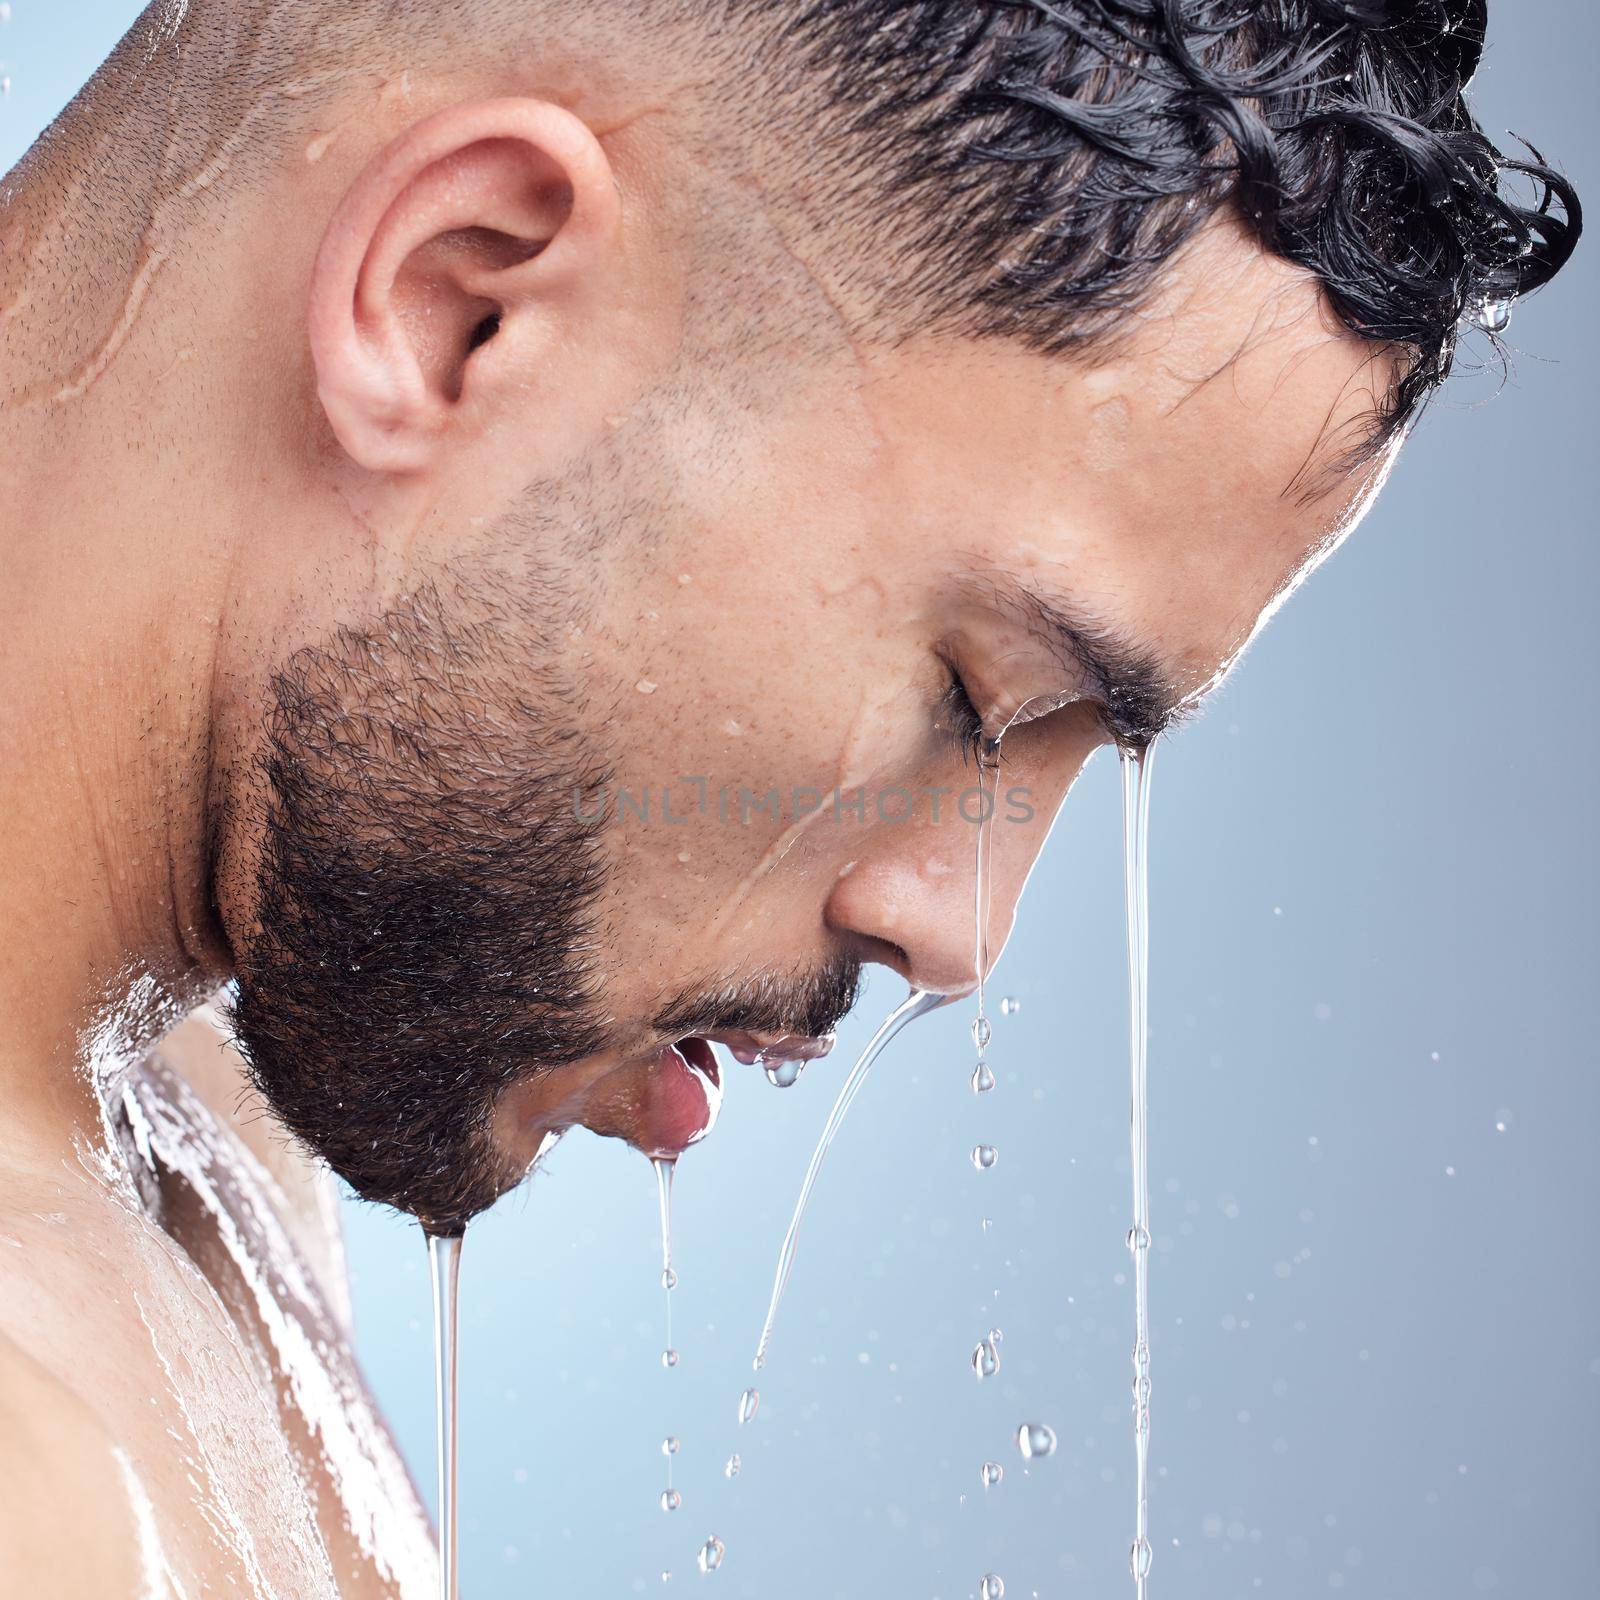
[475, 229, 1399, 1175]
[1, 71, 1399, 1597]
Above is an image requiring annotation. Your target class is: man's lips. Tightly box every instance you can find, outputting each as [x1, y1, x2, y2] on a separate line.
[700, 1030, 837, 1067]
[642, 1035, 723, 1159]
[676, 1034, 722, 1089]
[500, 1028, 839, 1171]
[637, 1030, 833, 1159]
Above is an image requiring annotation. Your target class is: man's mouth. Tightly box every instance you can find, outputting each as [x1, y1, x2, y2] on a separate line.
[638, 1029, 835, 1159]
[696, 1030, 837, 1069]
[503, 1026, 842, 1172]
[673, 1035, 722, 1090]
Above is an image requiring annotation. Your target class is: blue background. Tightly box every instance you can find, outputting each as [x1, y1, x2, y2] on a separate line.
[7, 5, 1597, 1596]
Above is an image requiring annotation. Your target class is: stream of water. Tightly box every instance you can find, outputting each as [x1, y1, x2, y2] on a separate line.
[750, 986, 945, 1373]
[426, 1231, 464, 1600]
[1120, 744, 1156, 1593]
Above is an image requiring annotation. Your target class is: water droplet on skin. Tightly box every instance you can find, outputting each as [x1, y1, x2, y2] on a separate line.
[763, 1057, 805, 1089]
[981, 1575, 1005, 1599]
[662, 1267, 678, 1291]
[981, 1461, 1004, 1489]
[971, 1060, 996, 1094]
[660, 1489, 681, 1512]
[1016, 1422, 1057, 1460]
[999, 996, 1020, 1016]
[1131, 1537, 1153, 1579]
[724, 1455, 741, 1479]
[972, 1016, 993, 1052]
[662, 1436, 680, 1457]
[662, 1349, 679, 1369]
[697, 1536, 725, 1573]
[971, 1338, 1000, 1381]
[971, 1144, 999, 1171]
[737, 1388, 760, 1426]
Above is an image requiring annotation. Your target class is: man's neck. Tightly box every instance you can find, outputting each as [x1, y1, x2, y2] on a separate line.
[0, 249, 236, 1163]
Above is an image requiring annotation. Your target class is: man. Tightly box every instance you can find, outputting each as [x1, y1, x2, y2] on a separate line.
[0, 0, 1579, 1594]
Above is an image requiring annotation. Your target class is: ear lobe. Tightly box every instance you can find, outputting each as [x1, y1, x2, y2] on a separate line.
[309, 99, 621, 476]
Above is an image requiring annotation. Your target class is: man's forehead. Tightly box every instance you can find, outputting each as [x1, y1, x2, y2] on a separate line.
[1085, 229, 1402, 482]
[856, 224, 1400, 523]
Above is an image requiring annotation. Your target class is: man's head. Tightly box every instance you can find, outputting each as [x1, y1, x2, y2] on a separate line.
[15, 1, 1572, 1230]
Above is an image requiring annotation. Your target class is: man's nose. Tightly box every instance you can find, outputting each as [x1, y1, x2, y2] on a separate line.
[821, 791, 1056, 997]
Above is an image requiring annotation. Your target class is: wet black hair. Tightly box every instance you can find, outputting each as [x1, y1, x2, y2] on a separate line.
[741, 0, 1581, 443]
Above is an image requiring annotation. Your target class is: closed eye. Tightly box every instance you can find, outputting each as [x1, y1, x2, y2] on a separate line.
[935, 665, 992, 767]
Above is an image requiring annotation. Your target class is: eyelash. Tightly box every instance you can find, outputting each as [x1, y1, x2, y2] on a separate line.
[939, 669, 993, 766]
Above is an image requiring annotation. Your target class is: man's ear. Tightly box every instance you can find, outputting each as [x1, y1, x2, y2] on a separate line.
[308, 99, 621, 476]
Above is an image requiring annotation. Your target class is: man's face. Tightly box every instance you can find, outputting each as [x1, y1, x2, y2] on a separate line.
[223, 225, 1396, 1232]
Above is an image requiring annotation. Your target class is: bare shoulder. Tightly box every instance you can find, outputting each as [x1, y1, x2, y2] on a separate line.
[0, 1329, 153, 1597]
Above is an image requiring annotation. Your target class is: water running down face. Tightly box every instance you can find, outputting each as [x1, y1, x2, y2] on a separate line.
[219, 214, 1400, 1235]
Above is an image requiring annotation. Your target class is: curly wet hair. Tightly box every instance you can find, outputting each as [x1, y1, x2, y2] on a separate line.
[741, 0, 1581, 442]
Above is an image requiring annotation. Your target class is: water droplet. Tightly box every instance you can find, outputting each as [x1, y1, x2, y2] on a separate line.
[763, 1057, 805, 1089]
[662, 1266, 679, 1291]
[1000, 996, 1020, 1016]
[662, 1348, 679, 1369]
[662, 1436, 680, 1457]
[981, 1461, 1004, 1488]
[1016, 1422, 1056, 1460]
[971, 1060, 996, 1094]
[737, 1387, 760, 1426]
[980, 1575, 1005, 1599]
[723, 1454, 741, 1479]
[697, 1536, 725, 1574]
[1476, 296, 1514, 334]
[660, 1488, 681, 1512]
[971, 1144, 999, 1171]
[1126, 1225, 1151, 1252]
[971, 1338, 1000, 1381]
[972, 1016, 993, 1052]
[1131, 1537, 1153, 1579]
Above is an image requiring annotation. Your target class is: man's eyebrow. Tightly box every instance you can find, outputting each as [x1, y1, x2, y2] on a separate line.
[984, 576, 1188, 749]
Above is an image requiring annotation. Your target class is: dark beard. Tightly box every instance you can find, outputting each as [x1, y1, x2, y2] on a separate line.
[225, 580, 615, 1234]
[222, 578, 867, 1235]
